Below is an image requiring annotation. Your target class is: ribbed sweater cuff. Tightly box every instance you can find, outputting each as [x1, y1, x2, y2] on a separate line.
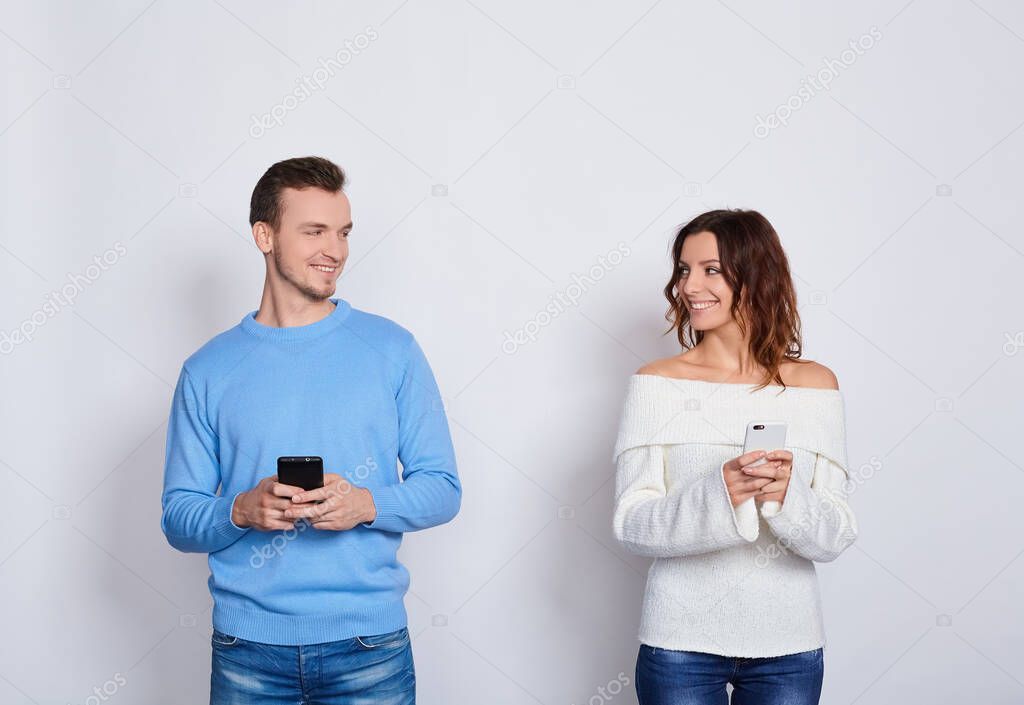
[719, 461, 759, 543]
[217, 493, 251, 540]
[760, 470, 812, 529]
[362, 485, 402, 532]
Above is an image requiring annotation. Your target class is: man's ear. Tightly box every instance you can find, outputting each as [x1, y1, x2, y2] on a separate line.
[253, 222, 273, 254]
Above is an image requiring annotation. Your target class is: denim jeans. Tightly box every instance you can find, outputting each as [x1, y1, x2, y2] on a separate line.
[635, 643, 824, 705]
[210, 626, 415, 705]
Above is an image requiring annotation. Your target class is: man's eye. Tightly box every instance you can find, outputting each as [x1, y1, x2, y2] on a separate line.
[308, 230, 322, 236]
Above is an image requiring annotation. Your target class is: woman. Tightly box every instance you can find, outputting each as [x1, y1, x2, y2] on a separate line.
[612, 209, 858, 705]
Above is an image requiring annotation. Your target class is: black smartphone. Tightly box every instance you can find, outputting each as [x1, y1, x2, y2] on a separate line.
[276, 456, 324, 491]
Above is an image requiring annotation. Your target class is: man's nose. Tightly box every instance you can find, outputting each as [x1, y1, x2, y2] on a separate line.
[322, 244, 344, 261]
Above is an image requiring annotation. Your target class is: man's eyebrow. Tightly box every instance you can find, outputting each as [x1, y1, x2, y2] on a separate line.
[298, 221, 354, 230]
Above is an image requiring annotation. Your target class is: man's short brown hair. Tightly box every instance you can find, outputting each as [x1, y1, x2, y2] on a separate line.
[249, 156, 346, 232]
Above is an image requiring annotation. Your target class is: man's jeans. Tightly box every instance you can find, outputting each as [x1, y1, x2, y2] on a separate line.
[635, 643, 824, 705]
[210, 626, 415, 705]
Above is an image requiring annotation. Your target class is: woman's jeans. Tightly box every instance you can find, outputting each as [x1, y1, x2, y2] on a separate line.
[210, 626, 415, 705]
[635, 643, 824, 705]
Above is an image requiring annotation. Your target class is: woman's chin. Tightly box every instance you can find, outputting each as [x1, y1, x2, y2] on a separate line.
[690, 319, 726, 332]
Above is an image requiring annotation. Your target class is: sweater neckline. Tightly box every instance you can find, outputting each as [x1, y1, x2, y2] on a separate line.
[631, 373, 842, 396]
[240, 297, 352, 342]
[615, 373, 848, 465]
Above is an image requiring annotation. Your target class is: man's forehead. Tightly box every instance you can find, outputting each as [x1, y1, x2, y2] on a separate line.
[280, 186, 347, 203]
[280, 187, 350, 220]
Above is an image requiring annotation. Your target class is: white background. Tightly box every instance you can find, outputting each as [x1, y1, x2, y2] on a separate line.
[2, 1, 1023, 703]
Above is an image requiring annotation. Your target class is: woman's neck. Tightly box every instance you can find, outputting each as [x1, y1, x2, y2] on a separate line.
[686, 326, 765, 380]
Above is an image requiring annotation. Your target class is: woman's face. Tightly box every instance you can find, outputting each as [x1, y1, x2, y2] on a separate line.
[678, 230, 736, 331]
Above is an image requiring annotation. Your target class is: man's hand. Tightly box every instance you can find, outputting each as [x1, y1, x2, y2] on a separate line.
[231, 475, 319, 531]
[283, 473, 377, 531]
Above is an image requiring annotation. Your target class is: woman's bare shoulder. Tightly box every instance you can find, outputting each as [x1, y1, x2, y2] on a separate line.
[635, 358, 670, 376]
[637, 356, 839, 390]
[635, 355, 705, 379]
[784, 360, 839, 390]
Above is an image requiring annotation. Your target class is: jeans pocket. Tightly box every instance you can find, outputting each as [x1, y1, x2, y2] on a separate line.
[211, 628, 240, 647]
[354, 627, 409, 650]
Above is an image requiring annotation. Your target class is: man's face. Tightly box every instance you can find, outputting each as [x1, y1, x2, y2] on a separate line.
[267, 187, 351, 302]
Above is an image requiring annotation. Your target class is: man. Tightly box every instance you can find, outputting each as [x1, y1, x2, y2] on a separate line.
[160, 155, 461, 704]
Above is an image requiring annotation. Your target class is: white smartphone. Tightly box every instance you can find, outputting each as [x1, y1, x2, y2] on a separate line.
[743, 421, 787, 513]
[742, 421, 788, 463]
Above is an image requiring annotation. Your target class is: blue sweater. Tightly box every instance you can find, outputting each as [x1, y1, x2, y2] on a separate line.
[160, 298, 461, 645]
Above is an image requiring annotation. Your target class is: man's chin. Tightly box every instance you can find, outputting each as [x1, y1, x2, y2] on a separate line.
[294, 283, 336, 302]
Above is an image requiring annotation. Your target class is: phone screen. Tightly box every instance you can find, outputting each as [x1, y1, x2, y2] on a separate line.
[277, 456, 325, 491]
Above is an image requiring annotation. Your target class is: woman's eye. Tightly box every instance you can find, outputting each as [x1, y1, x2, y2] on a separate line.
[707, 267, 720, 274]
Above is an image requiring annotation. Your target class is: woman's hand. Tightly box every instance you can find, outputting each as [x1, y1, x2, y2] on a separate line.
[282, 473, 377, 530]
[741, 449, 792, 506]
[722, 450, 775, 507]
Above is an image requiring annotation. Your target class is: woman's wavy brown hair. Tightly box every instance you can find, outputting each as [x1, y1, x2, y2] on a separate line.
[663, 209, 808, 391]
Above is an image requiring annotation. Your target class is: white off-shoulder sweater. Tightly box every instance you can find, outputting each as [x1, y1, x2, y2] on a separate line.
[612, 374, 858, 658]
